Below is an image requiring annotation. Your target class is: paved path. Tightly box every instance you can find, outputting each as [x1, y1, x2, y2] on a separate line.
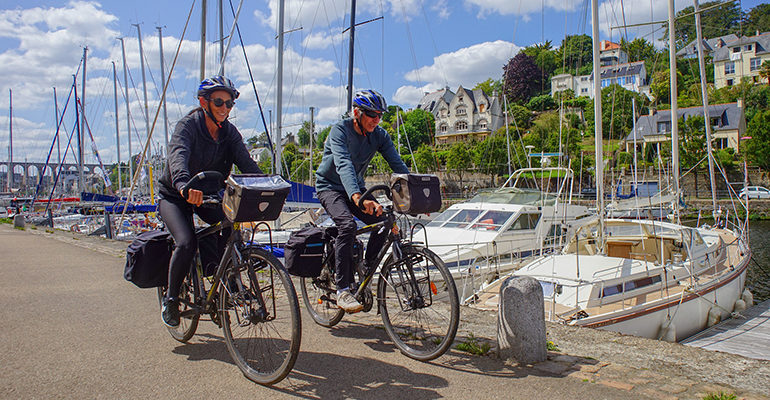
[1, 223, 768, 399]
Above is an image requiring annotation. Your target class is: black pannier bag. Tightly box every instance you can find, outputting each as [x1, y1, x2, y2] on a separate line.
[390, 173, 442, 215]
[124, 230, 173, 288]
[223, 174, 292, 222]
[284, 226, 329, 277]
[199, 231, 226, 276]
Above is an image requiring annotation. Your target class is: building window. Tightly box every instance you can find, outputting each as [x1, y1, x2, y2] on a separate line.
[440, 108, 448, 117]
[456, 106, 467, 116]
[725, 62, 735, 75]
[479, 103, 486, 113]
[581, 88, 588, 93]
[745, 44, 753, 52]
[733, 47, 740, 53]
[657, 121, 670, 133]
[439, 124, 448, 133]
[715, 138, 728, 149]
[710, 117, 720, 127]
[750, 58, 762, 71]
[456, 121, 468, 130]
[479, 119, 487, 129]
[727, 78, 734, 86]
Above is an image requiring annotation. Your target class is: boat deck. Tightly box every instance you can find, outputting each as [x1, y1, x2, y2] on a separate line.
[681, 299, 770, 360]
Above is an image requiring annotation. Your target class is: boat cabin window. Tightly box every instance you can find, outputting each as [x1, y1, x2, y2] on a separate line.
[441, 209, 483, 229]
[601, 275, 662, 297]
[426, 209, 459, 227]
[469, 210, 514, 231]
[508, 213, 541, 231]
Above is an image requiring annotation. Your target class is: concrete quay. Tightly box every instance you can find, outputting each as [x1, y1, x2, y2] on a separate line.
[1, 222, 768, 399]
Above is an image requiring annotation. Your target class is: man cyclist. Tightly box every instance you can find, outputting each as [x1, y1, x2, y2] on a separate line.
[158, 76, 262, 327]
[315, 89, 409, 313]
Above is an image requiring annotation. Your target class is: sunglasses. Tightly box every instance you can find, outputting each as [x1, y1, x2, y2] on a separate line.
[209, 97, 235, 108]
[362, 109, 382, 119]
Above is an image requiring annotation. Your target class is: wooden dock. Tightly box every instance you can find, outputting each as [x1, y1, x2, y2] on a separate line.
[681, 299, 770, 360]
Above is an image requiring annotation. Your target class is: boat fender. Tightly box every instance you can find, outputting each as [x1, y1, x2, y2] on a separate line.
[733, 298, 747, 313]
[707, 307, 721, 327]
[659, 322, 676, 342]
[741, 289, 754, 307]
[70, 224, 80, 233]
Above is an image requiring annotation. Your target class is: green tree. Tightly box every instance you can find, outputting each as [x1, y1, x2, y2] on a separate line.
[397, 108, 435, 149]
[506, 104, 533, 130]
[472, 135, 510, 175]
[246, 131, 269, 148]
[527, 95, 557, 111]
[474, 78, 502, 96]
[555, 34, 593, 76]
[620, 37, 656, 63]
[446, 142, 472, 186]
[744, 110, 770, 170]
[281, 143, 299, 176]
[759, 60, 770, 86]
[296, 121, 312, 147]
[503, 52, 543, 104]
[413, 144, 439, 173]
[315, 126, 331, 149]
[742, 4, 770, 37]
[650, 68, 683, 105]
[680, 116, 707, 170]
[585, 84, 651, 140]
[522, 41, 557, 93]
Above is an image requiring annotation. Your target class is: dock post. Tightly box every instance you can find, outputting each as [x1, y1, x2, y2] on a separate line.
[497, 275, 547, 364]
[13, 213, 25, 229]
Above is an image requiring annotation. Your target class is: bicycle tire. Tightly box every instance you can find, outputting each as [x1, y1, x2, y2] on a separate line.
[299, 254, 344, 327]
[219, 246, 301, 385]
[377, 244, 459, 361]
[157, 265, 200, 343]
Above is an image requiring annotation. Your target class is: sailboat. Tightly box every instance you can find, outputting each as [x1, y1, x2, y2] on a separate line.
[473, 0, 752, 342]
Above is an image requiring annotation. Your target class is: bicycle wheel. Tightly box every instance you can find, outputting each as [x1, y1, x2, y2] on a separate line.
[219, 246, 301, 385]
[377, 244, 459, 361]
[157, 265, 200, 343]
[300, 254, 344, 327]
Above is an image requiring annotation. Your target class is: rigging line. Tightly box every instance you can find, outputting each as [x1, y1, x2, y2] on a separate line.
[418, 0, 448, 87]
[228, 0, 273, 155]
[121, 0, 196, 225]
[380, 0, 384, 90]
[44, 105, 82, 213]
[77, 98, 113, 191]
[396, 0, 422, 87]
[216, 0, 245, 76]
[354, 30, 374, 90]
[32, 82, 76, 204]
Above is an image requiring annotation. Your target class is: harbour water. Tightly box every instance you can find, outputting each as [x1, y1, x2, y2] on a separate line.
[746, 220, 770, 302]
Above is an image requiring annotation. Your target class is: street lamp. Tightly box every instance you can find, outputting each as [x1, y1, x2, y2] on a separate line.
[525, 145, 535, 169]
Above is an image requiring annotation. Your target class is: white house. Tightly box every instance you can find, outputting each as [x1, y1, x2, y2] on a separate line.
[416, 86, 504, 145]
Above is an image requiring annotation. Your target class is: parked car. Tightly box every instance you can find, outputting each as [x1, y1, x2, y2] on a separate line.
[580, 187, 597, 199]
[738, 186, 770, 200]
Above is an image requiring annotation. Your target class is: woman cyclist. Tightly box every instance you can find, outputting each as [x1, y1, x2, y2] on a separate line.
[158, 76, 262, 327]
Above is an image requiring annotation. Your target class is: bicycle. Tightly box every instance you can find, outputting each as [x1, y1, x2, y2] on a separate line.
[157, 171, 301, 385]
[299, 184, 459, 361]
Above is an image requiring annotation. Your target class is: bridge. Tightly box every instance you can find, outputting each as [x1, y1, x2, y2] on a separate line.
[0, 161, 109, 193]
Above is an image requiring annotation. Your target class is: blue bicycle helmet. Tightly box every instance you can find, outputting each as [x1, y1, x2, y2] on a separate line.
[352, 89, 387, 113]
[197, 75, 240, 100]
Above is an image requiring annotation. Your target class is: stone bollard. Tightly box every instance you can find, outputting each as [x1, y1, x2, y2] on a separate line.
[13, 214, 25, 229]
[497, 275, 547, 364]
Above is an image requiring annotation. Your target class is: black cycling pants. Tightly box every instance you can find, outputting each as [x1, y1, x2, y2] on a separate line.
[317, 190, 387, 291]
[158, 195, 227, 300]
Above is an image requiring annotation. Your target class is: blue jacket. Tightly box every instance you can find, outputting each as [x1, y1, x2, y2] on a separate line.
[315, 118, 408, 198]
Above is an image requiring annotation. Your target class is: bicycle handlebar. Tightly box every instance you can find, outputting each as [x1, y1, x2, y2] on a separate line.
[358, 184, 392, 210]
[181, 171, 224, 200]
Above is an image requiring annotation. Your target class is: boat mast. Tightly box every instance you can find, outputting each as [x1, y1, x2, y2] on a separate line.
[310, 106, 315, 185]
[692, 0, 718, 213]
[133, 24, 150, 150]
[200, 0, 207, 80]
[112, 62, 122, 196]
[346, 0, 357, 111]
[7, 89, 12, 192]
[275, 0, 285, 177]
[219, 0, 224, 76]
[667, 0, 681, 222]
[504, 94, 512, 178]
[79, 47, 87, 193]
[53, 88, 62, 197]
[118, 37, 133, 191]
[591, 0, 604, 249]
[157, 27, 170, 151]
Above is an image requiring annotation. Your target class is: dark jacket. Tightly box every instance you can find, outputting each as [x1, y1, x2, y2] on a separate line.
[315, 118, 408, 198]
[159, 108, 261, 199]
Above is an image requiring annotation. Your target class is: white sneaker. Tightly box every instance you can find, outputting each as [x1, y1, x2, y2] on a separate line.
[336, 290, 363, 313]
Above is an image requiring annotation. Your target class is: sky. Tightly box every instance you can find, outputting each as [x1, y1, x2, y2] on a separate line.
[0, 0, 764, 171]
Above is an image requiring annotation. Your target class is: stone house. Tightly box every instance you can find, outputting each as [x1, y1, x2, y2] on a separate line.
[415, 86, 504, 145]
[713, 32, 770, 88]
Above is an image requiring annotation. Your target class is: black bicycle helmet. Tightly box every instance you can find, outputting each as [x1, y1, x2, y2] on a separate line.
[352, 89, 387, 113]
[197, 75, 240, 100]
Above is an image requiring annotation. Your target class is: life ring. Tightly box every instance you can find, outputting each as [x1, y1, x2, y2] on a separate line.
[70, 224, 81, 233]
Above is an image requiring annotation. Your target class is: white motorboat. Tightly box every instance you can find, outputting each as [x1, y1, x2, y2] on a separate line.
[414, 167, 592, 302]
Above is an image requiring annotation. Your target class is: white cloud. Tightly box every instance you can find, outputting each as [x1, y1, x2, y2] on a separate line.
[464, 0, 580, 19]
[597, 0, 692, 46]
[395, 40, 519, 106]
